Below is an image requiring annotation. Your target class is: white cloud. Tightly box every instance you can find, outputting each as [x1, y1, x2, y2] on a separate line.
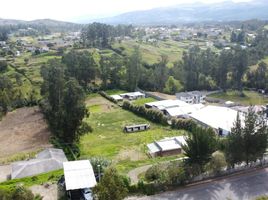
[0, 0, 253, 21]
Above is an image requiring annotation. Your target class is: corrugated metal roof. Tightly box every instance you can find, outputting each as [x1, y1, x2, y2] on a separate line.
[63, 160, 97, 191]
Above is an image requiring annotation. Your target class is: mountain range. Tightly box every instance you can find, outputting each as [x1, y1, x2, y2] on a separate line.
[90, 0, 268, 25]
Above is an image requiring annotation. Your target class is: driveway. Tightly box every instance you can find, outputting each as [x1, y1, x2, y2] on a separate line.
[127, 168, 268, 200]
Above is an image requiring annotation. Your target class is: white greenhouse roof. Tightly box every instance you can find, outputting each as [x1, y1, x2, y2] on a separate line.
[120, 92, 145, 97]
[189, 105, 244, 133]
[110, 94, 123, 100]
[63, 160, 97, 191]
[165, 104, 205, 117]
[145, 100, 189, 110]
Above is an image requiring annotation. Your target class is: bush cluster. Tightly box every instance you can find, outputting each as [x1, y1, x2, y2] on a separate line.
[171, 118, 197, 132]
[99, 91, 118, 104]
[122, 101, 168, 125]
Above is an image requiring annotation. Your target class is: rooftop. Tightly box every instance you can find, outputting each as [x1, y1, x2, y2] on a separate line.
[63, 160, 97, 191]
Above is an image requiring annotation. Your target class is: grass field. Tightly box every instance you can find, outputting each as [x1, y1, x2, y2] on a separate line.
[80, 94, 185, 173]
[250, 56, 268, 71]
[132, 97, 156, 106]
[112, 39, 186, 66]
[0, 170, 63, 190]
[209, 90, 268, 105]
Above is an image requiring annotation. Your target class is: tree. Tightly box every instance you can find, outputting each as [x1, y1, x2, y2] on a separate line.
[225, 113, 244, 167]
[232, 47, 248, 92]
[0, 60, 7, 72]
[164, 76, 183, 94]
[93, 167, 128, 200]
[217, 50, 233, 91]
[182, 126, 217, 173]
[153, 55, 168, 91]
[243, 107, 268, 165]
[127, 46, 142, 91]
[206, 151, 227, 174]
[62, 50, 97, 88]
[61, 78, 87, 143]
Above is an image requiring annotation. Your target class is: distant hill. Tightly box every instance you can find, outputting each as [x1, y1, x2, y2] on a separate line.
[91, 0, 268, 25]
[0, 18, 82, 32]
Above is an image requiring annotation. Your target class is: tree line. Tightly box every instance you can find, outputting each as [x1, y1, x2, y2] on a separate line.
[80, 22, 133, 48]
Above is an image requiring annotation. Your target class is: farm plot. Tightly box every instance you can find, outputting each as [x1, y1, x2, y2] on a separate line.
[80, 94, 185, 173]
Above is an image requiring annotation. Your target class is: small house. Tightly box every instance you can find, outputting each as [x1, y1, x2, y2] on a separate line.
[110, 95, 123, 101]
[120, 92, 145, 100]
[176, 91, 206, 104]
[147, 136, 186, 157]
[124, 124, 150, 133]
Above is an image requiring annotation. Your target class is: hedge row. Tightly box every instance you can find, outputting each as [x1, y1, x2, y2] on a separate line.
[122, 101, 168, 125]
[171, 118, 197, 132]
[99, 91, 118, 104]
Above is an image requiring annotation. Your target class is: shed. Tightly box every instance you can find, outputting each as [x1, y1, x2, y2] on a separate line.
[63, 160, 97, 191]
[110, 94, 123, 101]
[147, 136, 186, 157]
[124, 124, 150, 133]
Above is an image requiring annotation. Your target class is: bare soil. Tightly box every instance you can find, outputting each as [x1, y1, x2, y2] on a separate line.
[30, 184, 60, 200]
[0, 107, 51, 160]
[0, 165, 11, 183]
[147, 92, 177, 100]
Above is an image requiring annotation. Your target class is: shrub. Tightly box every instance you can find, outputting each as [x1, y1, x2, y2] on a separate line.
[171, 118, 197, 132]
[166, 161, 187, 185]
[99, 91, 117, 104]
[12, 186, 35, 200]
[122, 101, 168, 125]
[89, 157, 111, 174]
[145, 165, 163, 182]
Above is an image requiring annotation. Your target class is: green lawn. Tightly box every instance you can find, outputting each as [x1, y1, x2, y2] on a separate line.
[112, 39, 185, 65]
[132, 97, 156, 106]
[0, 170, 63, 190]
[209, 90, 268, 105]
[80, 94, 185, 173]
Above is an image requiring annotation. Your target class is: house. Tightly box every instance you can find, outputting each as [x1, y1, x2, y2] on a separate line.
[163, 104, 205, 118]
[188, 105, 244, 136]
[147, 136, 186, 157]
[11, 148, 67, 179]
[176, 91, 206, 104]
[124, 124, 150, 133]
[145, 100, 189, 110]
[120, 92, 145, 100]
[63, 160, 97, 195]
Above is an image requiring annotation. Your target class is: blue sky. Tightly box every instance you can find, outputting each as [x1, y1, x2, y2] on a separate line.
[0, 0, 253, 22]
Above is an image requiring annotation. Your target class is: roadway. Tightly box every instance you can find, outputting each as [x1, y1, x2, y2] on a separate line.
[127, 167, 268, 200]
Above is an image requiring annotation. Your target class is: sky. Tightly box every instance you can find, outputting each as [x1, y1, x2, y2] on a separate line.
[0, 0, 253, 22]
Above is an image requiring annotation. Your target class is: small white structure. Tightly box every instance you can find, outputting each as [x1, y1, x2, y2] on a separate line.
[120, 92, 145, 100]
[176, 91, 206, 104]
[63, 160, 97, 191]
[164, 104, 205, 118]
[110, 94, 123, 101]
[147, 136, 186, 157]
[11, 148, 67, 179]
[145, 100, 189, 111]
[189, 105, 244, 136]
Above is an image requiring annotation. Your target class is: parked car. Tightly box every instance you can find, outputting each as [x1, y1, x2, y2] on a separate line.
[81, 188, 93, 200]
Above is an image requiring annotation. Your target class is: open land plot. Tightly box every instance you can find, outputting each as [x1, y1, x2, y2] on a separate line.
[80, 94, 185, 173]
[112, 40, 185, 65]
[0, 107, 52, 163]
[208, 90, 268, 105]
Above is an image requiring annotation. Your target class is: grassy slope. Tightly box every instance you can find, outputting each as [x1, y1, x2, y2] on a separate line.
[209, 90, 268, 105]
[0, 170, 63, 190]
[80, 95, 185, 173]
[112, 39, 186, 66]
[249, 56, 268, 71]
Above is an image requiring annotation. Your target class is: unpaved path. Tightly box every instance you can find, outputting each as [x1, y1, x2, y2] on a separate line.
[128, 164, 152, 184]
[0, 107, 51, 160]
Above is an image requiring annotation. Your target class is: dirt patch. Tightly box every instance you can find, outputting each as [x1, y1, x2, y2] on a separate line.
[116, 148, 147, 162]
[147, 92, 177, 100]
[0, 107, 52, 160]
[30, 184, 60, 200]
[86, 96, 117, 112]
[0, 165, 11, 183]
